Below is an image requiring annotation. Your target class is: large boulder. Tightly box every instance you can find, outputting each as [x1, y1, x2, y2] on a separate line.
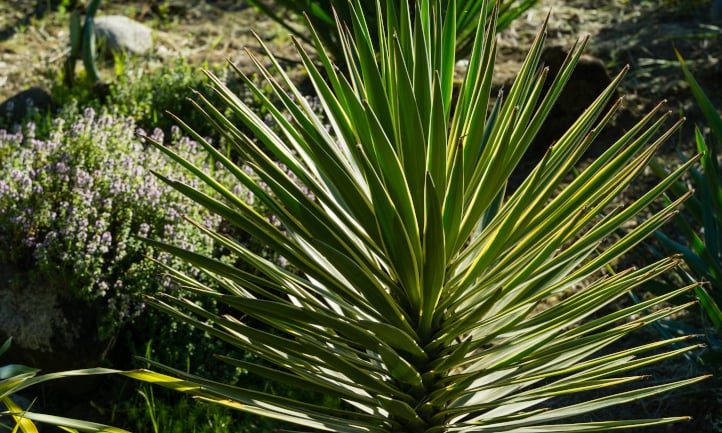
[527, 45, 615, 159]
[94, 15, 153, 57]
[0, 87, 53, 125]
[0, 264, 107, 382]
[497, 46, 634, 189]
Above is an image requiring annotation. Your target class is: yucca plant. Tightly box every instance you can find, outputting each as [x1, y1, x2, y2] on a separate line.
[244, 0, 537, 60]
[0, 338, 128, 433]
[128, 0, 709, 431]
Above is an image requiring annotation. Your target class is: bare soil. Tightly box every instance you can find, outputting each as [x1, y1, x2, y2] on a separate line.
[1, 0, 721, 431]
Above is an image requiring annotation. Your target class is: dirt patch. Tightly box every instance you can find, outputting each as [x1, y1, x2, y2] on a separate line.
[0, 1, 300, 104]
[501, 0, 722, 154]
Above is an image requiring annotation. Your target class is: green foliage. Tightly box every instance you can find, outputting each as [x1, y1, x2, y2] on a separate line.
[104, 57, 224, 141]
[51, 55, 266, 149]
[648, 51, 722, 370]
[127, 0, 708, 431]
[0, 338, 127, 433]
[110, 384, 237, 433]
[106, 379, 322, 433]
[53, 56, 212, 140]
[245, 0, 538, 61]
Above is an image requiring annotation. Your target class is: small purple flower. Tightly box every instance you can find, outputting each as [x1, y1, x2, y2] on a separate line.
[24, 122, 36, 140]
[55, 161, 69, 174]
[150, 128, 164, 143]
[137, 223, 150, 237]
[83, 106, 96, 121]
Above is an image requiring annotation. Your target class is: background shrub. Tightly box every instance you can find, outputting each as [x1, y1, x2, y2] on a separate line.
[50, 56, 227, 143]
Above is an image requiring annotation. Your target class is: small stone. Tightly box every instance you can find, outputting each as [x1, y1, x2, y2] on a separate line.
[94, 15, 153, 57]
[455, 59, 470, 69]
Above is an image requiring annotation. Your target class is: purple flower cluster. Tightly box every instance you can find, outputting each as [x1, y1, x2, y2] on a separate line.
[0, 106, 232, 329]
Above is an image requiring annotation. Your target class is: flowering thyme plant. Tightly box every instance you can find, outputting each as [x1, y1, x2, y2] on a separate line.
[0, 106, 227, 332]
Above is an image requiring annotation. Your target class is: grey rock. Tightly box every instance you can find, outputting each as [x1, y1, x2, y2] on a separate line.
[0, 87, 53, 124]
[0, 284, 73, 353]
[94, 15, 153, 56]
[0, 264, 107, 378]
[531, 45, 614, 159]
[507, 45, 621, 190]
[455, 59, 470, 69]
